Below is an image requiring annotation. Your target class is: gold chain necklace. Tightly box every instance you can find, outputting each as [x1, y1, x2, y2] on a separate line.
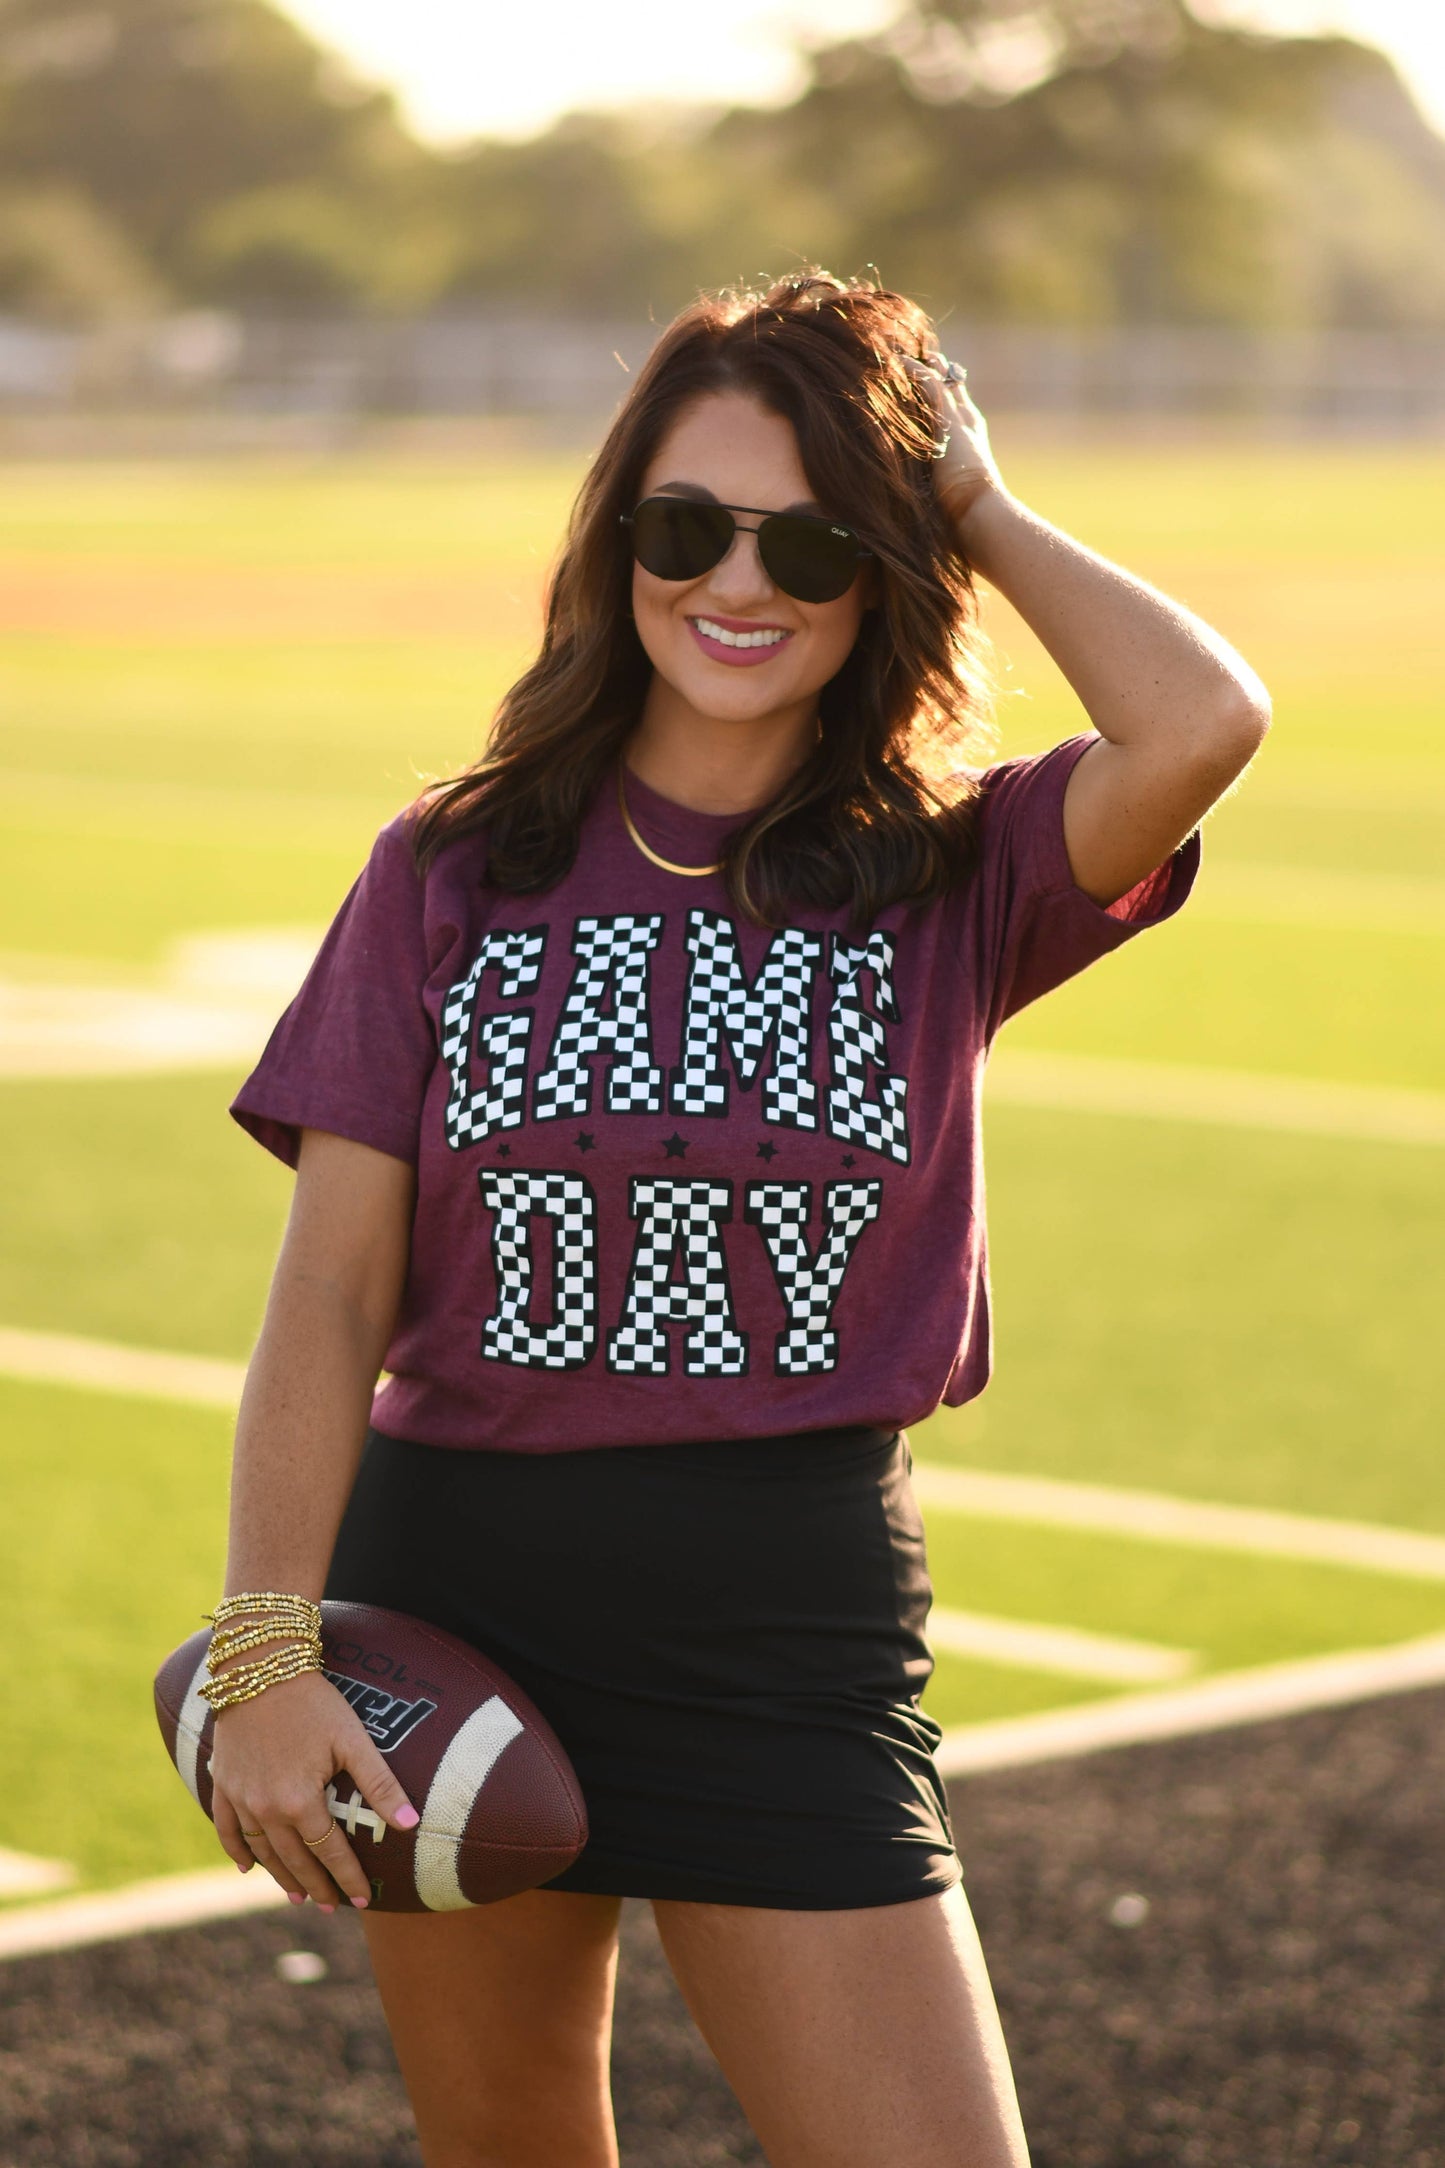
[617, 768, 722, 878]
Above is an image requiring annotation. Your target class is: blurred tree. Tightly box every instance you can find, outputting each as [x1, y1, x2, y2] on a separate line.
[681, 0, 1445, 326]
[0, 0, 428, 307]
[187, 183, 374, 309]
[421, 116, 673, 316]
[0, 181, 165, 319]
[1, 0, 1442, 327]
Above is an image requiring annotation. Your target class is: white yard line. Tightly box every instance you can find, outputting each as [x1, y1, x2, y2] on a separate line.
[911, 1461, 1445, 1582]
[0, 981, 271, 1076]
[0, 1326, 246, 1408]
[2, 917, 1444, 1144]
[8, 1632, 1445, 1962]
[927, 1606, 1194, 1683]
[934, 1629, 1445, 1776]
[0, 926, 321, 1078]
[0, 1865, 286, 1962]
[0, 1849, 76, 1900]
[986, 1048, 1445, 1147]
[6, 1326, 1445, 1586]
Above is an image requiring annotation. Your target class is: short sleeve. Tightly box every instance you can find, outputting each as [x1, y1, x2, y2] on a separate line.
[970, 731, 1200, 1034]
[229, 810, 437, 1170]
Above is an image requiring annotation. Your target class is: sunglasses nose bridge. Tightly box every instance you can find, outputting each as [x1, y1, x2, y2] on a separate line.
[705, 516, 777, 592]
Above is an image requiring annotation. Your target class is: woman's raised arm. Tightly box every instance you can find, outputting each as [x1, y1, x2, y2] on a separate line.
[906, 356, 1271, 905]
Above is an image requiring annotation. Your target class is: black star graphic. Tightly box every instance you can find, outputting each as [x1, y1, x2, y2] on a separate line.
[755, 1141, 778, 1162]
[840, 1154, 856, 1168]
[574, 1131, 596, 1153]
[662, 1132, 690, 1159]
[497, 1141, 513, 1157]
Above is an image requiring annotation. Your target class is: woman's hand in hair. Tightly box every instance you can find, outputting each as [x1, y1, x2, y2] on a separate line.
[901, 353, 1005, 532]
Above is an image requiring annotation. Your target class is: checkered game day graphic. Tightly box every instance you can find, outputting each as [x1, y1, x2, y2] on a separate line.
[441, 909, 909, 1380]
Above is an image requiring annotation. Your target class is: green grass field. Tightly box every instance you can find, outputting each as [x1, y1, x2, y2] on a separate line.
[3, 438, 1443, 1896]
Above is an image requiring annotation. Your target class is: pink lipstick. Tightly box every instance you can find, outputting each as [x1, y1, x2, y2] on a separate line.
[687, 615, 795, 668]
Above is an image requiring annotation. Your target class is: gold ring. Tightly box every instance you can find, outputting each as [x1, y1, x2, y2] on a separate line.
[240, 1828, 263, 1841]
[302, 1817, 338, 1849]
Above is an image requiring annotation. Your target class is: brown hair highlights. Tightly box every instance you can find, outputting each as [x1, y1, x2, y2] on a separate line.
[409, 267, 995, 925]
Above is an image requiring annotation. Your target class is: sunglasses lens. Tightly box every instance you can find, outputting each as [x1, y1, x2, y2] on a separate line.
[758, 515, 860, 603]
[630, 498, 733, 581]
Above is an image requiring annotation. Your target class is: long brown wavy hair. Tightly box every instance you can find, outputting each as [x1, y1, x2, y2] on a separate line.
[408, 267, 995, 925]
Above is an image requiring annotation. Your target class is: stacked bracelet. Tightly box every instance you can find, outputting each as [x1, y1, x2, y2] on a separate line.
[199, 1591, 325, 1712]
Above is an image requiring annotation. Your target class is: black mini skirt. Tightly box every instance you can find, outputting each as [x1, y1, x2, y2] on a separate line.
[323, 1422, 961, 1911]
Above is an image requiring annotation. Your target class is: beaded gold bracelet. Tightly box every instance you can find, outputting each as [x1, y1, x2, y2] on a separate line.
[199, 1646, 322, 1709]
[205, 1621, 311, 1665]
[205, 1592, 322, 1630]
[205, 1608, 321, 1659]
[199, 1591, 326, 1712]
[203, 1597, 321, 1665]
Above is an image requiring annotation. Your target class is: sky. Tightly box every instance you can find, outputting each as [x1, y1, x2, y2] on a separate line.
[277, 0, 1445, 142]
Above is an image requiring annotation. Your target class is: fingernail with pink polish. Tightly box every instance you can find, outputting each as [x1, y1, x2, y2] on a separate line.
[288, 1891, 306, 1905]
[351, 1896, 369, 1909]
[318, 1903, 336, 1915]
[395, 1805, 420, 1829]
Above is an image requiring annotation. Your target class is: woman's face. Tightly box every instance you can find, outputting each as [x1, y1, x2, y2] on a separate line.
[629, 389, 875, 733]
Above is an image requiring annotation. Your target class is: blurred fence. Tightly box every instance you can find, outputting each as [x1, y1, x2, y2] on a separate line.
[2, 310, 1444, 430]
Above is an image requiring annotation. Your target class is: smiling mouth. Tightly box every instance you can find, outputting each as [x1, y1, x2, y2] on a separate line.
[688, 615, 792, 650]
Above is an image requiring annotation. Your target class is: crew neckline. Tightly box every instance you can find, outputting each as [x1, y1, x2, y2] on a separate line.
[617, 760, 776, 858]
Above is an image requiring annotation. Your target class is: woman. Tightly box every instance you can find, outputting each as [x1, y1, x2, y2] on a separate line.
[211, 270, 1268, 2167]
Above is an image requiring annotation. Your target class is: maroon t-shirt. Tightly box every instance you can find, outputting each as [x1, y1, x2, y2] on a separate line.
[230, 732, 1198, 1451]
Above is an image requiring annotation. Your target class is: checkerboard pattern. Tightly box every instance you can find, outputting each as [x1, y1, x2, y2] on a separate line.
[479, 1169, 598, 1370]
[441, 927, 548, 1148]
[533, 914, 665, 1122]
[670, 910, 823, 1128]
[827, 932, 911, 1165]
[607, 1178, 749, 1377]
[745, 1178, 884, 1374]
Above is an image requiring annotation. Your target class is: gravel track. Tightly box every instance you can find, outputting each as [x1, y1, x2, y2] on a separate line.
[2, 1683, 1441, 2166]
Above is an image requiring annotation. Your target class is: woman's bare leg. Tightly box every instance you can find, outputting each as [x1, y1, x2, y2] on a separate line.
[654, 1882, 1030, 2168]
[361, 1888, 623, 2168]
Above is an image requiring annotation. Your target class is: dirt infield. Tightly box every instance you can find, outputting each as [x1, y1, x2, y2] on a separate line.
[2, 1682, 1441, 2166]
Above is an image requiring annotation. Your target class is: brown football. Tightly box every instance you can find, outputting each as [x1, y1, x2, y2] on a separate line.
[154, 1601, 587, 1911]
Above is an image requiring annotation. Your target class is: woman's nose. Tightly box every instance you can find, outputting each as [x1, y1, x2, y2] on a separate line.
[708, 526, 774, 598]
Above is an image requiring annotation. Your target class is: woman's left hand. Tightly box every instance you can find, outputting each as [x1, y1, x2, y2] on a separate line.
[901, 353, 1005, 533]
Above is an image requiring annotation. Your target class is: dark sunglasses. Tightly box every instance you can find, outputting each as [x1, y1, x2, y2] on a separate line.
[620, 495, 872, 604]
